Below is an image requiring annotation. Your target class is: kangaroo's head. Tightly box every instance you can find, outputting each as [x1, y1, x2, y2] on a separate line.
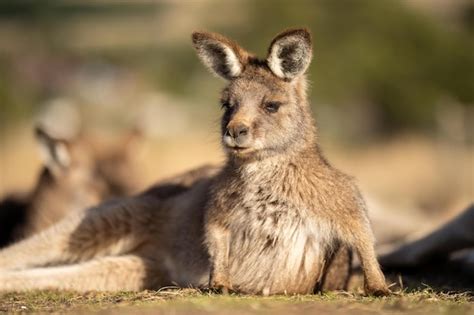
[34, 126, 108, 211]
[15, 126, 141, 237]
[192, 28, 316, 161]
[34, 126, 142, 202]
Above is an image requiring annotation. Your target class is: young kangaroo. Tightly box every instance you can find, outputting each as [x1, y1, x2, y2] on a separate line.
[192, 28, 388, 295]
[0, 127, 141, 248]
[0, 29, 384, 296]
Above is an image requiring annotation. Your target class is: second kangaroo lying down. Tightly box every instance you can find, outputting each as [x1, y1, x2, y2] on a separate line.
[0, 127, 142, 248]
[0, 29, 387, 295]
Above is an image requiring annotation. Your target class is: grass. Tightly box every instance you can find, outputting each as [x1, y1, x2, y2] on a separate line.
[1, 287, 472, 314]
[1, 269, 472, 314]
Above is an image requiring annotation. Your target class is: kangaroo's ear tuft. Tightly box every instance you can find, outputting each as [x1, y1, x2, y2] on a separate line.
[267, 28, 312, 80]
[192, 31, 248, 80]
[35, 125, 71, 175]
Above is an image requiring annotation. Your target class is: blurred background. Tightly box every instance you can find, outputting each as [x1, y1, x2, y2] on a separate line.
[0, 0, 472, 245]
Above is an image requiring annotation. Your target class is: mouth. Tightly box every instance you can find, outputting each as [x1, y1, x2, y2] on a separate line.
[230, 146, 249, 152]
[224, 144, 252, 154]
[222, 136, 254, 155]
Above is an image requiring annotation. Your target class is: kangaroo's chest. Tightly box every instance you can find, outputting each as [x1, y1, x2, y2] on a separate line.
[226, 188, 318, 252]
[222, 185, 329, 294]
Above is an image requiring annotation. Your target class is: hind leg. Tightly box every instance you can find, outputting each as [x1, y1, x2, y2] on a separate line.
[0, 255, 160, 292]
[0, 196, 160, 271]
[320, 244, 352, 292]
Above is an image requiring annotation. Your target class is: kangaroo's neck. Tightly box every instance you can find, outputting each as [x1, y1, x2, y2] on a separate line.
[30, 169, 56, 204]
[227, 141, 328, 187]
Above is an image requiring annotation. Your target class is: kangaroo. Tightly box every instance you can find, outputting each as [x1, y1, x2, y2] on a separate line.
[0, 163, 219, 291]
[0, 29, 385, 295]
[194, 28, 388, 296]
[0, 127, 141, 248]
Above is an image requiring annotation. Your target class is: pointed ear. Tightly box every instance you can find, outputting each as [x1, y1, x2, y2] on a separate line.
[192, 31, 249, 80]
[34, 126, 71, 175]
[267, 28, 313, 80]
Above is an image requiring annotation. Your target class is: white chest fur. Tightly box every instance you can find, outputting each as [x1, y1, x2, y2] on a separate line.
[223, 167, 331, 294]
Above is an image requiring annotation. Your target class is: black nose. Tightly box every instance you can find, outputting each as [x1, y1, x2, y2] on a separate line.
[227, 123, 249, 139]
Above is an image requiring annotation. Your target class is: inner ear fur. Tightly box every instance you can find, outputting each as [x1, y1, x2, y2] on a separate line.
[267, 28, 313, 80]
[192, 31, 250, 80]
[34, 126, 71, 173]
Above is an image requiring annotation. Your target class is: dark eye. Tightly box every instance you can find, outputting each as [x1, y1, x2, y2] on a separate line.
[264, 101, 281, 113]
[221, 101, 231, 110]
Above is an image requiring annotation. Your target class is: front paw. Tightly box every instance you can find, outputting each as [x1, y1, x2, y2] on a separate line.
[209, 275, 233, 294]
[364, 283, 391, 297]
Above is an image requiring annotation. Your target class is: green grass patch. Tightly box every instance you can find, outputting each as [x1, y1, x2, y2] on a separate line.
[1, 288, 472, 314]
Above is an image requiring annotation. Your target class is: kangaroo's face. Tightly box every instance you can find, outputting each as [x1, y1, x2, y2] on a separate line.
[34, 127, 141, 211]
[35, 127, 108, 210]
[193, 29, 313, 160]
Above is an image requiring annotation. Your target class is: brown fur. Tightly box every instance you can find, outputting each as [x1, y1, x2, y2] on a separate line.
[0, 29, 387, 296]
[88, 128, 143, 197]
[0, 164, 218, 291]
[195, 28, 389, 295]
[319, 245, 353, 292]
[0, 127, 141, 248]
